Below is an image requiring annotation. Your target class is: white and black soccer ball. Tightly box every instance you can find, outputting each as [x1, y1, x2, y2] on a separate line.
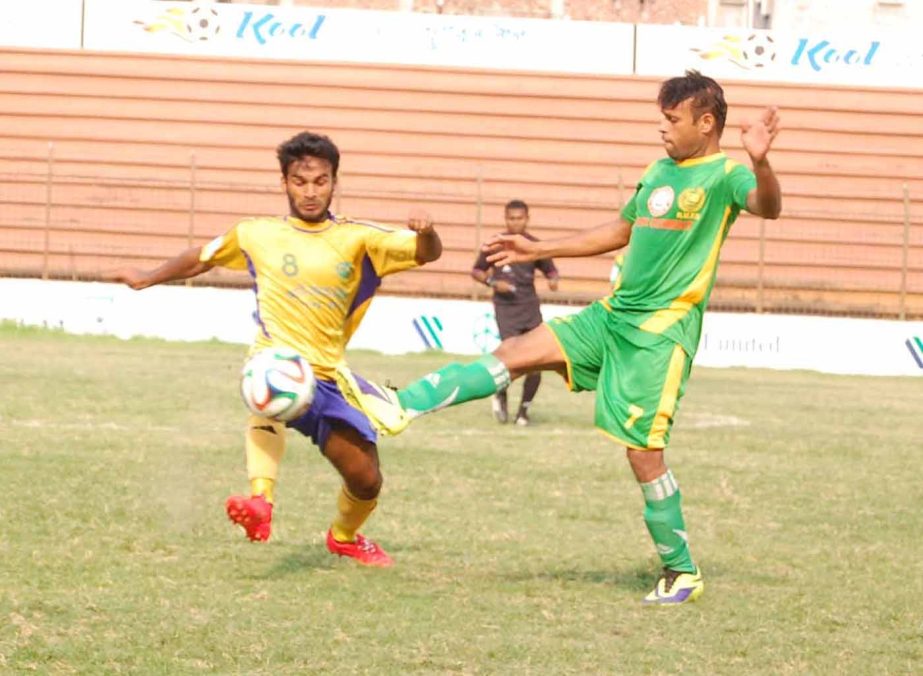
[240, 347, 316, 422]
[741, 33, 776, 69]
[186, 6, 221, 42]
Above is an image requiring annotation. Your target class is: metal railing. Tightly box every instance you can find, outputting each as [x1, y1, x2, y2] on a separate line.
[1, 144, 920, 319]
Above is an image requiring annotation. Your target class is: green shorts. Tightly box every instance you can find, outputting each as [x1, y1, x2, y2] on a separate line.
[546, 301, 693, 450]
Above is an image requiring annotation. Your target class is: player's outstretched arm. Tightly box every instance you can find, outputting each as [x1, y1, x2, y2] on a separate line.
[407, 208, 442, 264]
[102, 246, 212, 290]
[485, 219, 631, 266]
[742, 106, 782, 219]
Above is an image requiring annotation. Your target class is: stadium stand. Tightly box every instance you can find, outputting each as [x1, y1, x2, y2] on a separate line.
[0, 47, 920, 317]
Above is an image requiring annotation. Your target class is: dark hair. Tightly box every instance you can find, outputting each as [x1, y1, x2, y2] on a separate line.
[276, 132, 340, 177]
[657, 69, 728, 135]
[505, 199, 529, 213]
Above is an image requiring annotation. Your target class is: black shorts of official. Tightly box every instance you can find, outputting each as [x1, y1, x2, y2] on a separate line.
[495, 302, 543, 340]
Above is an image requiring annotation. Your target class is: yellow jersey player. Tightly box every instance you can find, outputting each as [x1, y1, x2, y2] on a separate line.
[106, 131, 441, 566]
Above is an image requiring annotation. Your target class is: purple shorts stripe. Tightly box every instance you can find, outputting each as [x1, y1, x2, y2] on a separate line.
[287, 379, 377, 450]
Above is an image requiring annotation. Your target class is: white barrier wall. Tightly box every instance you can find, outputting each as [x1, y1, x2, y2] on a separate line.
[0, 0, 83, 49]
[81, 0, 635, 75]
[634, 24, 923, 88]
[2, 279, 921, 377]
[4, 1, 922, 88]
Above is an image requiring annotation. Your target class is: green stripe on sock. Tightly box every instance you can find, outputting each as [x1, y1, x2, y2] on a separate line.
[642, 480, 695, 573]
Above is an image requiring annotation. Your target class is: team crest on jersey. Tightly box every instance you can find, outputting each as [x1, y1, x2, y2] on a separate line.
[336, 262, 354, 280]
[677, 187, 706, 214]
[647, 186, 675, 217]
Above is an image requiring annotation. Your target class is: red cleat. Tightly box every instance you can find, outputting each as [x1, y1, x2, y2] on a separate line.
[226, 494, 273, 542]
[325, 529, 394, 567]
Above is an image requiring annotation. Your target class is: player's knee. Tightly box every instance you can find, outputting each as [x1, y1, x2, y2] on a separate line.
[492, 342, 518, 371]
[346, 467, 382, 500]
[626, 447, 667, 482]
[493, 325, 558, 376]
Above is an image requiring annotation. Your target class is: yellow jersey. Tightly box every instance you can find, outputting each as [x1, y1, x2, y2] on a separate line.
[200, 214, 419, 380]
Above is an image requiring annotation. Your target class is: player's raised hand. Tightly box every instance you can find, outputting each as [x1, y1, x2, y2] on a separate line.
[741, 106, 780, 163]
[484, 233, 540, 265]
[406, 208, 435, 235]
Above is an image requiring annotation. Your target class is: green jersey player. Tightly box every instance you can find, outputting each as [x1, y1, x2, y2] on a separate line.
[338, 70, 782, 604]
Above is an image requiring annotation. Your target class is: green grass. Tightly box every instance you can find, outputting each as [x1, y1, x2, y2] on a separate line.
[1, 322, 921, 674]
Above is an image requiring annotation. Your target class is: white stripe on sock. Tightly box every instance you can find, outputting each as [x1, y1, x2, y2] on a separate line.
[641, 470, 678, 502]
[488, 363, 511, 389]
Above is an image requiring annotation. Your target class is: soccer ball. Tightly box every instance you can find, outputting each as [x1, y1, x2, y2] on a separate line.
[240, 347, 316, 422]
[741, 33, 776, 69]
[186, 6, 221, 42]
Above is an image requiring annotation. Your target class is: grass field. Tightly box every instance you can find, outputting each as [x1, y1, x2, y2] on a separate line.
[1, 322, 921, 674]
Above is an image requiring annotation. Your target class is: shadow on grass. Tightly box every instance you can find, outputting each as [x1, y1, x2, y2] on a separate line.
[499, 562, 659, 592]
[247, 546, 336, 579]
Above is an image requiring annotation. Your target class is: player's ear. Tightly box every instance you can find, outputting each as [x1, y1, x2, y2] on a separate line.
[698, 112, 716, 135]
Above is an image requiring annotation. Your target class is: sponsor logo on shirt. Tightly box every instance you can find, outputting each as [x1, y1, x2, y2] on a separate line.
[633, 217, 693, 231]
[635, 186, 704, 231]
[646, 186, 675, 217]
[336, 262, 354, 281]
[677, 187, 706, 219]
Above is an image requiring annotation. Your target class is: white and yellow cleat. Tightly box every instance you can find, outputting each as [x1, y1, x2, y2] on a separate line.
[334, 365, 412, 436]
[642, 567, 704, 605]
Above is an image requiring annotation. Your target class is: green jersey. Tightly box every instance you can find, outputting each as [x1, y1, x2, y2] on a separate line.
[613, 152, 756, 357]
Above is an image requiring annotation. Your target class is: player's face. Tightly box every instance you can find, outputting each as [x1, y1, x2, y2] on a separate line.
[504, 207, 529, 234]
[659, 98, 713, 161]
[282, 156, 336, 223]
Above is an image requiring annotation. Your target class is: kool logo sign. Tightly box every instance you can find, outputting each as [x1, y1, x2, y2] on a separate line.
[791, 38, 880, 72]
[236, 11, 326, 45]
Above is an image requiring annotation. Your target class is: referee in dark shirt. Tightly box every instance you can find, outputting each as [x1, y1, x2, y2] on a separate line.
[472, 200, 559, 425]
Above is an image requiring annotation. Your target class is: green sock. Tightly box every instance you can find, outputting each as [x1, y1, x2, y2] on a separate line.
[640, 470, 696, 573]
[397, 354, 510, 416]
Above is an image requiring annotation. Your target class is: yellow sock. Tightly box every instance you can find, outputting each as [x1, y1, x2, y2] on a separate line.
[246, 415, 285, 503]
[249, 477, 275, 503]
[330, 486, 377, 543]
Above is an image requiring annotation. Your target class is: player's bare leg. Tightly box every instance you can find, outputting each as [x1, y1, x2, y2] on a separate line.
[321, 425, 393, 567]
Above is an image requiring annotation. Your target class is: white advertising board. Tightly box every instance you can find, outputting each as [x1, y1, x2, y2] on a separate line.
[2, 279, 921, 377]
[635, 23, 923, 88]
[0, 0, 83, 49]
[82, 0, 635, 75]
